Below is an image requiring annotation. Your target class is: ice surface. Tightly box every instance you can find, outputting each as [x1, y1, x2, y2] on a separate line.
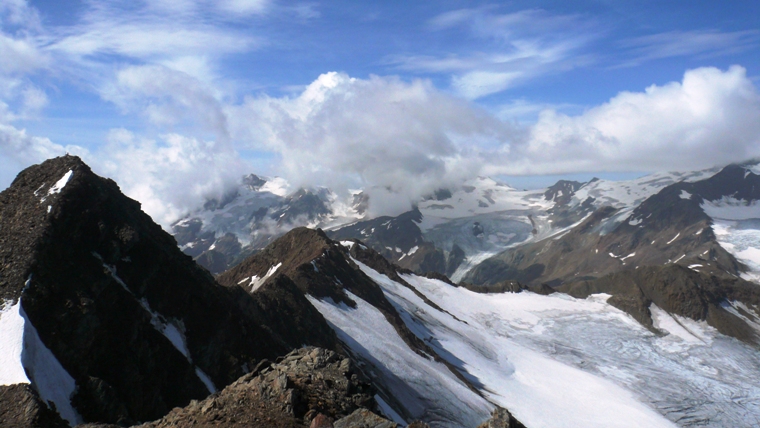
[712, 220, 760, 284]
[372, 270, 676, 428]
[417, 177, 551, 222]
[702, 197, 760, 221]
[0, 300, 82, 425]
[679, 190, 692, 200]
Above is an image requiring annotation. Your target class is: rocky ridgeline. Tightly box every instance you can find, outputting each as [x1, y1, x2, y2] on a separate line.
[0, 156, 522, 428]
[135, 347, 387, 428]
[0, 157, 331, 426]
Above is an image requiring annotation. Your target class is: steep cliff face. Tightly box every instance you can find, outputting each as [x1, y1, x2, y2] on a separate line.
[0, 156, 333, 425]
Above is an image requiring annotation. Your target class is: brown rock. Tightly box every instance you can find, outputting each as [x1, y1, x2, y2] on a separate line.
[310, 413, 334, 428]
[477, 407, 526, 428]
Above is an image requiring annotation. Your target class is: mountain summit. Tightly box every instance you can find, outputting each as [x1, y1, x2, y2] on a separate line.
[0, 156, 335, 426]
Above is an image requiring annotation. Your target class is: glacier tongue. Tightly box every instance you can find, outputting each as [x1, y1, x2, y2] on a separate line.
[343, 260, 760, 427]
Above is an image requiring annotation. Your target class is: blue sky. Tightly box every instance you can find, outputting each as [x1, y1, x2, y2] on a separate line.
[1, 0, 760, 222]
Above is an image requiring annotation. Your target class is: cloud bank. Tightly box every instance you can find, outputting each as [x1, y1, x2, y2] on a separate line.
[1, 1, 759, 225]
[228, 72, 512, 215]
[2, 65, 760, 223]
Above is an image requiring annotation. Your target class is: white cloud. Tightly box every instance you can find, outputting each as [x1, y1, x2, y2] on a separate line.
[97, 129, 248, 227]
[228, 72, 512, 215]
[217, 0, 271, 17]
[0, 33, 48, 75]
[492, 66, 760, 175]
[451, 71, 521, 100]
[102, 64, 229, 141]
[219, 66, 760, 215]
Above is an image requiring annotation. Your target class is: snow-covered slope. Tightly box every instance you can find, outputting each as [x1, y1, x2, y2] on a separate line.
[323, 261, 760, 427]
[0, 301, 80, 426]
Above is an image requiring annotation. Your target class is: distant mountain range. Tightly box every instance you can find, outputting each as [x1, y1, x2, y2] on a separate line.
[2, 156, 760, 427]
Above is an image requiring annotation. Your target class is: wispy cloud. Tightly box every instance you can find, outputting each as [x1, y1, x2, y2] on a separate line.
[389, 7, 599, 99]
[618, 29, 760, 67]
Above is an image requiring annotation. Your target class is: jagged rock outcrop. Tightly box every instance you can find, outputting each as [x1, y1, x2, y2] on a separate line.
[476, 407, 526, 428]
[0, 384, 69, 428]
[0, 156, 336, 425]
[137, 347, 382, 428]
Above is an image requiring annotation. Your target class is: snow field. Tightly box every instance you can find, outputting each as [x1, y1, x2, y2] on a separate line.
[0, 300, 81, 425]
[391, 272, 760, 427]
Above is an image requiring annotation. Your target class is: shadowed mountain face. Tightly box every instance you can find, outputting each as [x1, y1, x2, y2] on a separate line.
[0, 156, 335, 426]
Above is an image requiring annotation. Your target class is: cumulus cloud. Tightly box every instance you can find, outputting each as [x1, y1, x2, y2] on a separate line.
[97, 129, 248, 227]
[222, 66, 760, 216]
[492, 65, 760, 175]
[228, 72, 514, 215]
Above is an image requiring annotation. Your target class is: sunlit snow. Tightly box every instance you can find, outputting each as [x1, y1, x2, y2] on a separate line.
[338, 259, 760, 427]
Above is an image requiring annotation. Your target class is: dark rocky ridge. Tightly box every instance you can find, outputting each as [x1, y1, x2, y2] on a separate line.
[558, 265, 760, 342]
[0, 156, 335, 425]
[465, 165, 751, 287]
[217, 228, 443, 363]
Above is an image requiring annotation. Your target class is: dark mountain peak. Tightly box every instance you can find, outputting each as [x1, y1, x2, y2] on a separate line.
[0, 157, 331, 425]
[242, 173, 267, 190]
[691, 162, 760, 202]
[0, 155, 120, 302]
[544, 179, 584, 204]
